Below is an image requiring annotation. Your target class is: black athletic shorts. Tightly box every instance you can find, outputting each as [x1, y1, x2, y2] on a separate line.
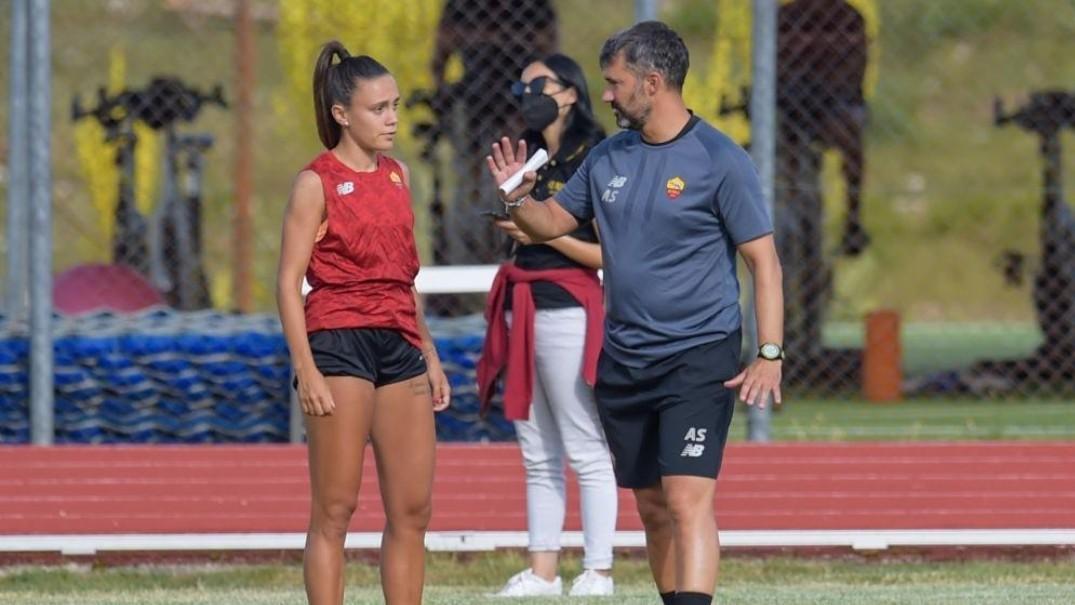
[303, 328, 427, 388]
[594, 332, 741, 488]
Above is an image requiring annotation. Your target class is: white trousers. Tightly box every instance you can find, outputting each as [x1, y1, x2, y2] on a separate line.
[509, 307, 618, 570]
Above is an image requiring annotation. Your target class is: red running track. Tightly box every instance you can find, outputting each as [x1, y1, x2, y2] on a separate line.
[1, 443, 1074, 535]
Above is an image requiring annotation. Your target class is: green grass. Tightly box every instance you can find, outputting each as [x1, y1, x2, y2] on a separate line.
[822, 321, 1042, 376]
[728, 399, 1075, 441]
[736, 321, 1069, 442]
[1, 554, 1073, 604]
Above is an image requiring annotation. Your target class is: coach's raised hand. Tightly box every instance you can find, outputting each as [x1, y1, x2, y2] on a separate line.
[486, 137, 536, 203]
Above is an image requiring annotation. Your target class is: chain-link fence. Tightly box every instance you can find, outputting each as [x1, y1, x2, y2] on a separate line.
[681, 0, 1075, 397]
[397, 0, 639, 313]
[1, 0, 1074, 444]
[3, 0, 637, 315]
[0, 0, 636, 443]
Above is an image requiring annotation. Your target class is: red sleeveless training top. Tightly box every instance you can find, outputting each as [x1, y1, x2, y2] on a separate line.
[302, 151, 422, 349]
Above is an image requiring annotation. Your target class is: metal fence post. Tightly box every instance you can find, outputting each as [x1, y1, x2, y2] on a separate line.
[7, 0, 30, 319]
[634, 0, 658, 22]
[289, 371, 304, 444]
[745, 0, 777, 442]
[29, 0, 54, 445]
[233, 0, 255, 313]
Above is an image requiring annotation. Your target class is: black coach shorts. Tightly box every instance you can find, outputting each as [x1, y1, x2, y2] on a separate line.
[304, 328, 427, 388]
[594, 331, 742, 488]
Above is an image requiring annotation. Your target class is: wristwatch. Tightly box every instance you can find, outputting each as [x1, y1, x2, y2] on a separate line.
[758, 342, 785, 361]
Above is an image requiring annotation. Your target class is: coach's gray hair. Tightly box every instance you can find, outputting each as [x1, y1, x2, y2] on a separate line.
[599, 21, 689, 91]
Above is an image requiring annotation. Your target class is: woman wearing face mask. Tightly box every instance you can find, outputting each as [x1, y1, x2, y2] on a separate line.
[476, 54, 617, 598]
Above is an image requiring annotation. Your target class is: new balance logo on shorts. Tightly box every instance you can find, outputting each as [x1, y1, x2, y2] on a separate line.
[681, 444, 705, 457]
[681, 427, 707, 457]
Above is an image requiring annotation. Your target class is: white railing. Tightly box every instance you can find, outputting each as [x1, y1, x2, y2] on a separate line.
[302, 265, 502, 297]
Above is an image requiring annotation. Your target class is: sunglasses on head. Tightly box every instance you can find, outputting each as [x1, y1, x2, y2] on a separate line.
[511, 76, 567, 98]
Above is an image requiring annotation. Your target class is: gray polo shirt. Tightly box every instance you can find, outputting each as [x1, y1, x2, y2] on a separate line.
[554, 116, 772, 366]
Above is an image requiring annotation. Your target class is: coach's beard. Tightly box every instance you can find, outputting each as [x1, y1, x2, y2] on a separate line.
[612, 102, 649, 131]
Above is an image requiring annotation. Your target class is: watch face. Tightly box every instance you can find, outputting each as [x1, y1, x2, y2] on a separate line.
[760, 343, 782, 360]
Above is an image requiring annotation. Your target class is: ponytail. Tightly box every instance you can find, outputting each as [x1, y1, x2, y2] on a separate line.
[312, 41, 391, 149]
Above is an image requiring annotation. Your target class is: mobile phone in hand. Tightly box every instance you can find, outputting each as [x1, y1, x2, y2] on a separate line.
[481, 210, 511, 221]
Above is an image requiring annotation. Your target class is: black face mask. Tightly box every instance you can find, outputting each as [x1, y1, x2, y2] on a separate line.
[521, 93, 561, 132]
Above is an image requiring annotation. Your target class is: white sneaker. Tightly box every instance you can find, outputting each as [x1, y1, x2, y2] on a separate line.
[568, 569, 614, 596]
[494, 569, 563, 597]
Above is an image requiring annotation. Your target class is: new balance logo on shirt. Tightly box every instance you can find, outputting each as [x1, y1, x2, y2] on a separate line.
[336, 181, 355, 195]
[601, 175, 627, 203]
[681, 426, 707, 457]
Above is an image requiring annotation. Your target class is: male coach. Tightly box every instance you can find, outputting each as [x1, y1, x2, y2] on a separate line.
[486, 21, 784, 605]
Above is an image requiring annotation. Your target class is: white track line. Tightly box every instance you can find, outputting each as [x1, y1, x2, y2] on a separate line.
[2, 529, 1073, 556]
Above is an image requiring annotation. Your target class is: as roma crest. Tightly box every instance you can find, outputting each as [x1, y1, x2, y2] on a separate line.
[389, 171, 404, 188]
[666, 176, 685, 199]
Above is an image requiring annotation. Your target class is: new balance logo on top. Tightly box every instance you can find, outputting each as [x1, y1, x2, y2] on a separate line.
[337, 181, 355, 195]
[681, 443, 705, 457]
[601, 175, 628, 203]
